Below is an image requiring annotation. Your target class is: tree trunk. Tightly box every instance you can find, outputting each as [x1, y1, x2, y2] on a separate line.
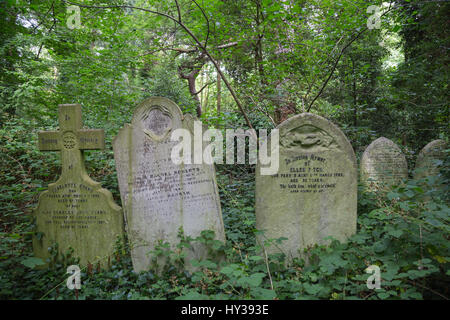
[179, 63, 203, 117]
[352, 57, 357, 127]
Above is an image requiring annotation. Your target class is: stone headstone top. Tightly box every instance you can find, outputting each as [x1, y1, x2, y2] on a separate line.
[360, 137, 408, 192]
[414, 139, 447, 180]
[33, 104, 124, 268]
[255, 113, 357, 262]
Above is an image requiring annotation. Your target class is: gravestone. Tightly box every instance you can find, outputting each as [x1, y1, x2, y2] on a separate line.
[414, 139, 447, 180]
[360, 137, 408, 192]
[113, 97, 225, 272]
[255, 113, 357, 262]
[33, 104, 124, 268]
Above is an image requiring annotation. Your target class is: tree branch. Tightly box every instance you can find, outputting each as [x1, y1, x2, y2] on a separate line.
[174, 0, 182, 23]
[306, 6, 396, 112]
[63, 0, 253, 130]
[138, 42, 237, 57]
[192, 0, 210, 48]
[306, 29, 366, 112]
[195, 81, 215, 95]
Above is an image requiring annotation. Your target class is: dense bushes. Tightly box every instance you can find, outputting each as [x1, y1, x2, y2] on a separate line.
[0, 122, 448, 299]
[0, 0, 448, 300]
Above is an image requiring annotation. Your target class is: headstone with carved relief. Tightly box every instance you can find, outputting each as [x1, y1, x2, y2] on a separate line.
[33, 104, 124, 268]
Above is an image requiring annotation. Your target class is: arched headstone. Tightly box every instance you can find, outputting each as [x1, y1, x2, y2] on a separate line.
[113, 97, 225, 272]
[414, 139, 447, 180]
[255, 113, 357, 261]
[360, 137, 408, 192]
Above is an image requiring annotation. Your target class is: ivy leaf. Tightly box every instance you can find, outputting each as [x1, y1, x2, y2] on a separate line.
[387, 192, 400, 200]
[377, 291, 391, 299]
[237, 273, 266, 288]
[386, 227, 403, 238]
[249, 255, 264, 262]
[175, 291, 209, 300]
[383, 264, 399, 281]
[303, 283, 323, 295]
[405, 190, 415, 198]
[21, 257, 45, 268]
[250, 287, 276, 300]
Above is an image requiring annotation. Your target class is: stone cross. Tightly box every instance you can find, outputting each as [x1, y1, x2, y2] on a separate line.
[38, 104, 105, 174]
[33, 104, 124, 268]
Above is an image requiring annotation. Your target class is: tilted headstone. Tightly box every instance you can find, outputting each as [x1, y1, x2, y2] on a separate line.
[414, 139, 447, 180]
[255, 113, 357, 262]
[33, 104, 124, 268]
[360, 137, 408, 192]
[113, 97, 225, 272]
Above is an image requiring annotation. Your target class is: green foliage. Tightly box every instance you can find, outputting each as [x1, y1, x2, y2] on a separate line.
[0, 0, 448, 300]
[1, 151, 448, 299]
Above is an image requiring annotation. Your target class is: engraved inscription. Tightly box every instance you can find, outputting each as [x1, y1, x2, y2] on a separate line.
[79, 137, 98, 144]
[365, 152, 406, 181]
[41, 183, 107, 230]
[42, 138, 58, 144]
[273, 153, 345, 193]
[127, 140, 217, 221]
[361, 137, 408, 192]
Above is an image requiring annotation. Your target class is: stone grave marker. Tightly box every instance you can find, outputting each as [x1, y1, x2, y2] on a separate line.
[113, 97, 225, 272]
[33, 104, 124, 268]
[414, 139, 447, 180]
[360, 137, 408, 192]
[255, 113, 357, 262]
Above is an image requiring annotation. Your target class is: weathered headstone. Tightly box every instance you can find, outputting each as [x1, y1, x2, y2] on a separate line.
[255, 113, 357, 262]
[33, 104, 124, 268]
[360, 137, 408, 192]
[113, 97, 225, 272]
[414, 139, 447, 180]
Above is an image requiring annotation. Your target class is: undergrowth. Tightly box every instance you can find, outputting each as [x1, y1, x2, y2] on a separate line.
[0, 116, 449, 300]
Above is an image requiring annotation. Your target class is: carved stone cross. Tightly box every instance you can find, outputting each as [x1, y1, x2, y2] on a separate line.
[33, 104, 123, 268]
[38, 104, 104, 176]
